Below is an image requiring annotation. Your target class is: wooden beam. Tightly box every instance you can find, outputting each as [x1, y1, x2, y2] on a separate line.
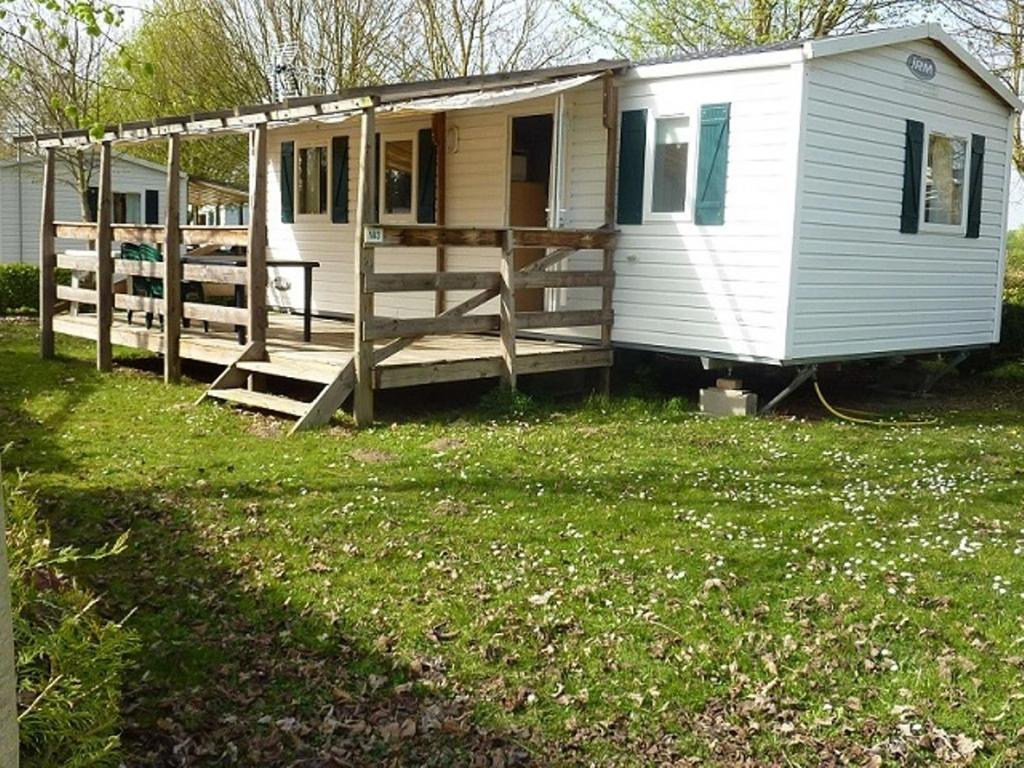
[514, 270, 613, 289]
[599, 70, 619, 396]
[164, 134, 183, 383]
[499, 229, 516, 389]
[55, 251, 97, 271]
[56, 285, 97, 304]
[39, 148, 56, 359]
[516, 309, 613, 330]
[365, 271, 499, 293]
[247, 124, 268, 345]
[511, 228, 616, 249]
[365, 225, 504, 248]
[96, 141, 114, 372]
[353, 106, 376, 427]
[110, 259, 164, 278]
[181, 226, 249, 247]
[182, 302, 248, 325]
[433, 111, 447, 315]
[114, 293, 164, 314]
[181, 264, 247, 285]
[364, 313, 498, 340]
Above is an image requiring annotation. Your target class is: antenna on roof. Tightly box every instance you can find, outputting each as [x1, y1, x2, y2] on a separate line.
[269, 41, 328, 100]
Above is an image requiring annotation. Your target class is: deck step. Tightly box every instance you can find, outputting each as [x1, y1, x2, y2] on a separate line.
[207, 388, 310, 418]
[235, 357, 340, 385]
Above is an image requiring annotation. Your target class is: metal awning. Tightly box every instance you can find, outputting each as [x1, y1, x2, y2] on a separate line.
[13, 60, 626, 148]
[188, 178, 248, 208]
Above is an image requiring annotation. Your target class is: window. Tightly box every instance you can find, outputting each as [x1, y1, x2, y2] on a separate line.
[114, 192, 141, 224]
[383, 138, 414, 216]
[87, 188, 142, 223]
[923, 131, 967, 228]
[651, 116, 690, 213]
[297, 145, 328, 215]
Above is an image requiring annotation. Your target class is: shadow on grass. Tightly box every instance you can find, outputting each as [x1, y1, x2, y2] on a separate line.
[35, 481, 535, 767]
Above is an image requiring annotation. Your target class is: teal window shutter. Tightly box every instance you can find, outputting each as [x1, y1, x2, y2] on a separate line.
[280, 140, 295, 224]
[900, 120, 924, 234]
[417, 127, 437, 223]
[695, 103, 730, 226]
[966, 133, 985, 239]
[331, 135, 349, 223]
[616, 109, 647, 225]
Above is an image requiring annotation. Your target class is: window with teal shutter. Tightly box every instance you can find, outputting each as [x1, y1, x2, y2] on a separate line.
[280, 140, 295, 224]
[616, 109, 647, 225]
[900, 120, 924, 233]
[965, 133, 985, 239]
[695, 103, 730, 225]
[331, 135, 349, 223]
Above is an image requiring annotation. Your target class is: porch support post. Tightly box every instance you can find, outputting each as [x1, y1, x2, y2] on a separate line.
[598, 70, 618, 395]
[433, 111, 447, 315]
[163, 135, 182, 383]
[353, 104, 377, 427]
[96, 141, 114, 372]
[247, 123, 268, 346]
[39, 148, 56, 359]
[499, 228, 517, 389]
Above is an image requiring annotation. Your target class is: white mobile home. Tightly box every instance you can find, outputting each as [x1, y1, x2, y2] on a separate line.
[20, 23, 1021, 428]
[0, 153, 187, 264]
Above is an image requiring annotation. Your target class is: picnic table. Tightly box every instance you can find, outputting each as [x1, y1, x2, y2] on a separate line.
[180, 253, 321, 344]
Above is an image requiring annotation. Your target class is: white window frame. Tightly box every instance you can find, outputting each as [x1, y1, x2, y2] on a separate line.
[295, 141, 330, 219]
[918, 119, 971, 236]
[644, 109, 697, 223]
[379, 131, 419, 225]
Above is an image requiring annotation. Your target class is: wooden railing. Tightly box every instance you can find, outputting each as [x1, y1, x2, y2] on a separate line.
[357, 223, 616, 392]
[38, 128, 268, 382]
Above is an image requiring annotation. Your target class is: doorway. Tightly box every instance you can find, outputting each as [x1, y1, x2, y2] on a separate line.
[509, 114, 554, 311]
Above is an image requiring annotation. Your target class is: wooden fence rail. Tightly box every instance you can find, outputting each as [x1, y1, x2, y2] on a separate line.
[358, 223, 617, 406]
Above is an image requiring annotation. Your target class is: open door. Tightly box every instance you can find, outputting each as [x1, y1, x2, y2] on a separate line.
[509, 114, 554, 311]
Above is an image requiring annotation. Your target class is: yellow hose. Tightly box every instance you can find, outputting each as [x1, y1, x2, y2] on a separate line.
[813, 380, 938, 427]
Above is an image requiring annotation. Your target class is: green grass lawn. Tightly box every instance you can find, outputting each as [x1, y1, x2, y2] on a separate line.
[3, 320, 1024, 766]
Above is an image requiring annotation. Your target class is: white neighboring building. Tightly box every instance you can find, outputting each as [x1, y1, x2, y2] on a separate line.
[0, 153, 187, 264]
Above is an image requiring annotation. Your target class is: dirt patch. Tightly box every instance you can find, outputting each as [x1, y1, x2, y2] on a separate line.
[427, 437, 465, 453]
[243, 413, 288, 438]
[350, 448, 396, 464]
[432, 499, 469, 517]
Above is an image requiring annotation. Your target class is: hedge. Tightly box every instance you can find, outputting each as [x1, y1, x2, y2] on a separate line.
[0, 264, 39, 316]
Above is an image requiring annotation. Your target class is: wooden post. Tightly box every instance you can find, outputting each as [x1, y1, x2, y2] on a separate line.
[163, 135, 182, 383]
[96, 141, 114, 372]
[433, 111, 447, 316]
[39, 148, 56, 359]
[353, 105, 377, 427]
[598, 71, 618, 395]
[499, 228, 517, 389]
[247, 124, 268, 346]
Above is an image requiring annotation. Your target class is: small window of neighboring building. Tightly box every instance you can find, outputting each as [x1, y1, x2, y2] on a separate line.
[383, 138, 414, 217]
[923, 131, 968, 228]
[114, 192, 141, 224]
[297, 145, 328, 215]
[651, 116, 690, 214]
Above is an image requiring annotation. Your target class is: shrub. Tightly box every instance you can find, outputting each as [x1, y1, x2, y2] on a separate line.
[3, 472, 136, 767]
[0, 264, 39, 316]
[998, 230, 1024, 358]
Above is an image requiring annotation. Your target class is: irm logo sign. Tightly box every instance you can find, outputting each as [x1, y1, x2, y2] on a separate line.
[906, 53, 937, 81]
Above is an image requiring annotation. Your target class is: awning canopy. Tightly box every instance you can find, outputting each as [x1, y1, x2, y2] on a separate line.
[188, 178, 248, 208]
[13, 60, 625, 149]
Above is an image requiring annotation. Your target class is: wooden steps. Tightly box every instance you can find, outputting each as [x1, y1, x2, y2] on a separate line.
[234, 358, 340, 385]
[199, 342, 354, 433]
[207, 387, 310, 417]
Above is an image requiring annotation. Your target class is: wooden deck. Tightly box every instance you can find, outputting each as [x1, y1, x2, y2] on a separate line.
[52, 310, 611, 390]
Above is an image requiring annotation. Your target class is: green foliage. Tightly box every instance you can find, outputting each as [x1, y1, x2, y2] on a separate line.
[999, 227, 1024, 357]
[4, 472, 135, 768]
[0, 264, 39, 316]
[478, 385, 538, 420]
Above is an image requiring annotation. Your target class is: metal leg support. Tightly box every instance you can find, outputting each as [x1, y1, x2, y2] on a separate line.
[759, 365, 818, 415]
[916, 350, 970, 397]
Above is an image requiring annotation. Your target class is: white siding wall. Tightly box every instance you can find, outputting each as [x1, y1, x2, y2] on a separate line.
[607, 64, 803, 362]
[0, 155, 186, 264]
[790, 40, 1013, 360]
[266, 95, 560, 318]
